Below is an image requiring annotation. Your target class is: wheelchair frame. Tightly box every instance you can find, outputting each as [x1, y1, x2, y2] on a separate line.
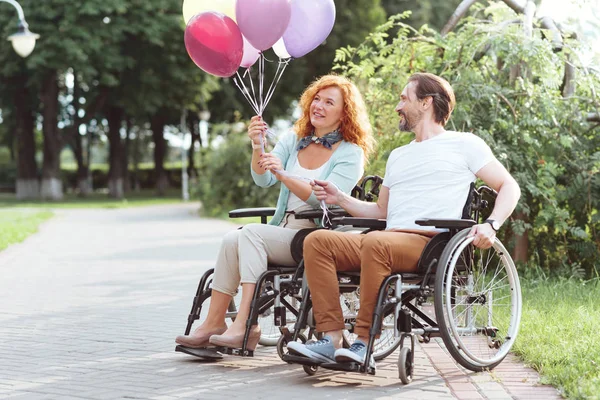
[281, 184, 522, 384]
[175, 176, 385, 360]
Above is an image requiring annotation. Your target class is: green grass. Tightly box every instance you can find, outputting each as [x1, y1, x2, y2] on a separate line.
[0, 210, 54, 251]
[0, 189, 184, 209]
[514, 277, 600, 399]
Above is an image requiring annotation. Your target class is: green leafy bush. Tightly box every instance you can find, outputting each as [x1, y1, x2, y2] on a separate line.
[196, 133, 280, 218]
[335, 5, 600, 276]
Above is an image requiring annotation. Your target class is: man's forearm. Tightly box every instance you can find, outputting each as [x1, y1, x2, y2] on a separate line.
[488, 179, 521, 226]
[338, 191, 386, 219]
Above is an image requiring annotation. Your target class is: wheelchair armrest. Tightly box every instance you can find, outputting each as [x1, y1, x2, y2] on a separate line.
[332, 217, 387, 230]
[294, 207, 349, 220]
[415, 218, 476, 229]
[229, 207, 276, 219]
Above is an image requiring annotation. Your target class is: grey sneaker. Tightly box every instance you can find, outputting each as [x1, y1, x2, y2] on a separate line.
[334, 340, 376, 368]
[286, 335, 337, 363]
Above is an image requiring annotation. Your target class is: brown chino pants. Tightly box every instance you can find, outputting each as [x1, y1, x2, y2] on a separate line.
[303, 229, 433, 338]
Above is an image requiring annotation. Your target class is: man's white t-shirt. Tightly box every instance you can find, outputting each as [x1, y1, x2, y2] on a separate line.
[383, 131, 495, 232]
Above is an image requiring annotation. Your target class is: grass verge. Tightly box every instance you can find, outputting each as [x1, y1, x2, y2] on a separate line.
[0, 189, 183, 209]
[515, 277, 600, 399]
[0, 210, 54, 251]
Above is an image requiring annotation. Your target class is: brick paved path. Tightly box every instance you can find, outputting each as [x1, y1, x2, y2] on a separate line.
[0, 204, 561, 400]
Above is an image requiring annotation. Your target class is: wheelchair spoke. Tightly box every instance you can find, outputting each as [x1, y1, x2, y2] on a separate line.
[435, 230, 522, 371]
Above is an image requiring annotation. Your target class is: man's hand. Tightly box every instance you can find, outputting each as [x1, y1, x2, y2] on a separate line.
[311, 179, 341, 205]
[468, 223, 496, 249]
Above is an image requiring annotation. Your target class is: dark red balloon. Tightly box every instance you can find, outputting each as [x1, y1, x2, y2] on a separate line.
[184, 12, 243, 78]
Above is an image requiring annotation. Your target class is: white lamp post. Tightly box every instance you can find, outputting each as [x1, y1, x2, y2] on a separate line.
[199, 110, 210, 149]
[2, 0, 39, 58]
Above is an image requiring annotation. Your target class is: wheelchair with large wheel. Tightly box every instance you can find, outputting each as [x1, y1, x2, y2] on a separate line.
[175, 175, 394, 360]
[280, 183, 522, 384]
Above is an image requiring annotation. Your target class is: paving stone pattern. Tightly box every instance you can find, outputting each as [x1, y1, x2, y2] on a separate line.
[0, 205, 562, 400]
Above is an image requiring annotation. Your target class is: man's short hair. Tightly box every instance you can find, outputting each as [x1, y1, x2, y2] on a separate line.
[408, 73, 456, 125]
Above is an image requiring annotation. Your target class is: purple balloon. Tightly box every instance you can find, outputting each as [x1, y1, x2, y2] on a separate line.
[236, 0, 292, 51]
[283, 0, 335, 58]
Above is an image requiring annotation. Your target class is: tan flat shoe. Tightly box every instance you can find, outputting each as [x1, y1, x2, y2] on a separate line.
[209, 327, 261, 351]
[175, 325, 227, 348]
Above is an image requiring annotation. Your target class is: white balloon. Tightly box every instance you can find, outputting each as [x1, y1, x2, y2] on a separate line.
[272, 38, 291, 59]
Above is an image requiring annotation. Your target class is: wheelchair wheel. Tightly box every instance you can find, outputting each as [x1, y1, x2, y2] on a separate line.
[276, 332, 307, 359]
[340, 290, 401, 361]
[303, 364, 318, 376]
[258, 291, 298, 346]
[199, 281, 277, 345]
[258, 276, 299, 346]
[198, 285, 241, 326]
[434, 229, 522, 371]
[397, 347, 413, 384]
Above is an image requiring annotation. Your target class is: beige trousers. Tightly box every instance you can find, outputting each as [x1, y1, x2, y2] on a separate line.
[212, 214, 316, 297]
[303, 229, 432, 338]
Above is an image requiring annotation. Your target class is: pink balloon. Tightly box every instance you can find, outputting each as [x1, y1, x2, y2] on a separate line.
[184, 12, 243, 78]
[236, 0, 292, 51]
[241, 36, 261, 68]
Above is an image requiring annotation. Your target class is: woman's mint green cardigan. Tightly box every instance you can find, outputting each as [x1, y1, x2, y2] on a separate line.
[251, 132, 364, 227]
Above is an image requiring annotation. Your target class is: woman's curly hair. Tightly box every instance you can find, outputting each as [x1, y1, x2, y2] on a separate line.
[293, 75, 374, 160]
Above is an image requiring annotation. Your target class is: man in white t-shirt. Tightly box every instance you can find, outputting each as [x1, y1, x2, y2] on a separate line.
[287, 73, 521, 367]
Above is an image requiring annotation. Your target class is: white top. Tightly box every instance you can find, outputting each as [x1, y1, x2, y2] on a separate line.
[286, 159, 331, 212]
[383, 131, 495, 231]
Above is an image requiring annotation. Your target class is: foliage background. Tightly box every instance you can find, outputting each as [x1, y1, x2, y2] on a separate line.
[332, 4, 600, 277]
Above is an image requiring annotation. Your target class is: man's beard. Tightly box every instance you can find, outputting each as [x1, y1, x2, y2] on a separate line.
[398, 110, 423, 132]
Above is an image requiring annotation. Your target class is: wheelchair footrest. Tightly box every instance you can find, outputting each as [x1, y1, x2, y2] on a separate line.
[175, 345, 223, 360]
[282, 354, 322, 367]
[221, 347, 254, 357]
[321, 362, 376, 376]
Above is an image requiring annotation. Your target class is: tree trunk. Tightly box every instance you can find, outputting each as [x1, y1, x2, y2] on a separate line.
[523, 1, 536, 39]
[187, 115, 199, 179]
[107, 106, 125, 199]
[513, 212, 529, 263]
[151, 114, 168, 196]
[441, 0, 478, 36]
[70, 72, 91, 196]
[539, 16, 563, 51]
[561, 56, 576, 98]
[502, 0, 526, 13]
[40, 71, 63, 200]
[123, 118, 132, 192]
[14, 73, 39, 200]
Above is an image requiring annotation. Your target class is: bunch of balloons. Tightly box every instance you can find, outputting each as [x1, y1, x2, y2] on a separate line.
[183, 0, 336, 115]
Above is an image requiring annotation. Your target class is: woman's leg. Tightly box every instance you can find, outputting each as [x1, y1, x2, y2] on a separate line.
[176, 229, 242, 346]
[222, 223, 300, 335]
[220, 283, 256, 336]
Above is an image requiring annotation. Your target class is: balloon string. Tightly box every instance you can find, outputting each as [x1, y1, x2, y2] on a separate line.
[259, 53, 265, 114]
[248, 66, 259, 114]
[234, 72, 260, 115]
[263, 58, 289, 112]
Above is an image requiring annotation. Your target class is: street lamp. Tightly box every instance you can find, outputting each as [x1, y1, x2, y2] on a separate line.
[1, 0, 39, 57]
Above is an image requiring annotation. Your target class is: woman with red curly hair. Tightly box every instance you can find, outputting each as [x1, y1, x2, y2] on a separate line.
[176, 75, 374, 351]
